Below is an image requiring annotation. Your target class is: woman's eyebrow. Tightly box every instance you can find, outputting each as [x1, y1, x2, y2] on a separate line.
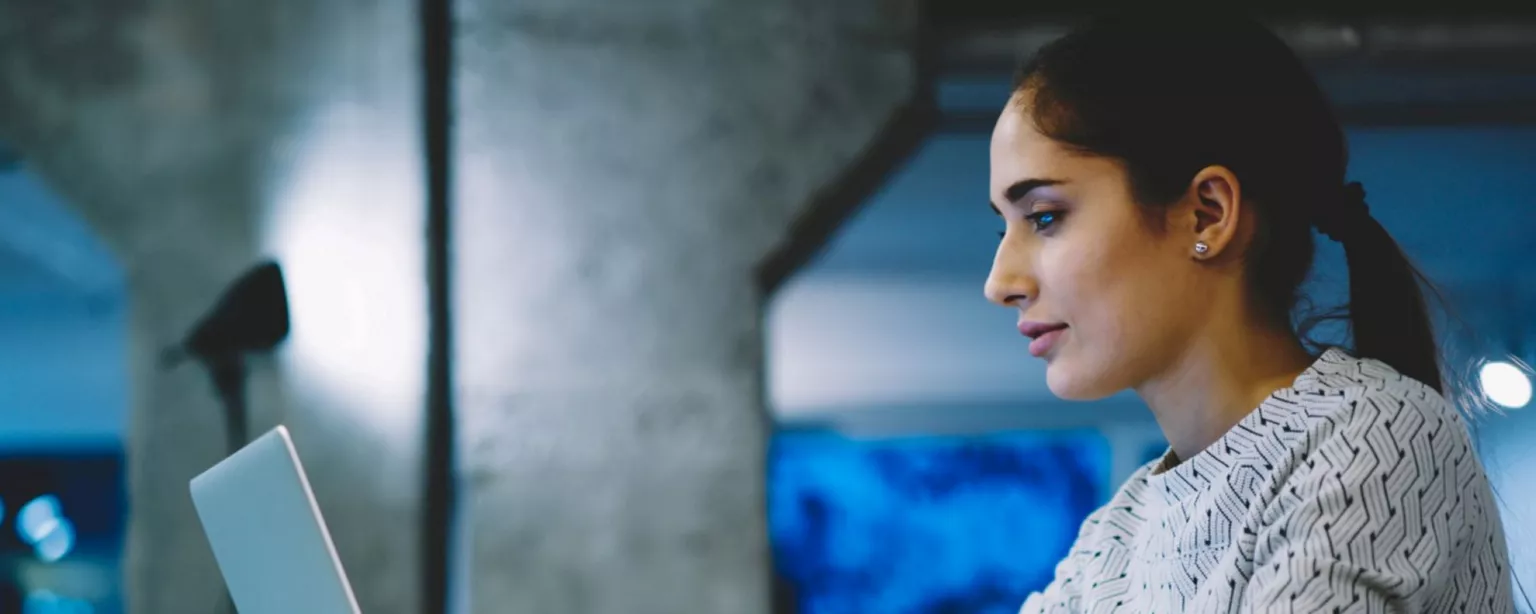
[991, 178, 1067, 214]
[1004, 178, 1066, 203]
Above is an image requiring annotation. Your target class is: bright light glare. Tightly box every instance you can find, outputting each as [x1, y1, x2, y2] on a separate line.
[18, 495, 62, 545]
[1481, 361, 1533, 409]
[262, 105, 425, 450]
[34, 517, 76, 563]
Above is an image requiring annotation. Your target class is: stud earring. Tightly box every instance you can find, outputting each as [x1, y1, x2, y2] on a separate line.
[1194, 241, 1210, 255]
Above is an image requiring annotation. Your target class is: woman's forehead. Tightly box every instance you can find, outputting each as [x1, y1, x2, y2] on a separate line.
[992, 112, 1080, 188]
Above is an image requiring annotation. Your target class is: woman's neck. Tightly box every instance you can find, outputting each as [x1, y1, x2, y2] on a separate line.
[1137, 319, 1315, 466]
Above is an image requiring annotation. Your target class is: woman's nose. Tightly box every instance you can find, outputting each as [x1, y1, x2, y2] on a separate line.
[985, 251, 1036, 308]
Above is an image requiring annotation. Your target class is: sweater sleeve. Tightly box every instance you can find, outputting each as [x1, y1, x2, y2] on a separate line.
[1018, 505, 1106, 614]
[1241, 391, 1501, 613]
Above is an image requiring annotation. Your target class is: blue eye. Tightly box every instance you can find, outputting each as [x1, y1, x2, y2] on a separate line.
[1026, 211, 1061, 232]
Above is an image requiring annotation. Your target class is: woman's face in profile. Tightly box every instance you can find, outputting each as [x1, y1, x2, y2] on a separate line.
[985, 102, 1208, 400]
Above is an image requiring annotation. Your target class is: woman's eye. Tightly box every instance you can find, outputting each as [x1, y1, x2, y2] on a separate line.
[1025, 211, 1061, 232]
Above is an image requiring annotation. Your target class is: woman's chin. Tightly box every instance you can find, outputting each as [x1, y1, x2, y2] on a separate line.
[1045, 360, 1118, 401]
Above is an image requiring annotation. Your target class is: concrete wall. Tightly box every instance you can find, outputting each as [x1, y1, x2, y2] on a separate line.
[0, 2, 425, 613]
[453, 1, 923, 611]
[3, 0, 926, 612]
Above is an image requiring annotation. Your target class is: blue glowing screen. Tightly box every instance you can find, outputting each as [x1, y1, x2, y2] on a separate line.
[768, 429, 1109, 614]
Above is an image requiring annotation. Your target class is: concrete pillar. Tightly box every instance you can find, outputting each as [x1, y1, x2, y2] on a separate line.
[454, 1, 926, 612]
[0, 3, 425, 614]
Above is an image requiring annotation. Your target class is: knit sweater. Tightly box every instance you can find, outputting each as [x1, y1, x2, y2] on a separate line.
[1020, 348, 1513, 613]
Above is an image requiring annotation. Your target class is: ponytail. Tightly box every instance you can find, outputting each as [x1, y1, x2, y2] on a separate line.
[1318, 183, 1444, 393]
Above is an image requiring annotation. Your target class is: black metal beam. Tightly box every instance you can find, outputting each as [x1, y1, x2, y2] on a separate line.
[419, 0, 455, 611]
[926, 2, 1536, 29]
[1335, 101, 1536, 126]
[935, 18, 1536, 76]
[939, 100, 1536, 134]
[928, 15, 1536, 130]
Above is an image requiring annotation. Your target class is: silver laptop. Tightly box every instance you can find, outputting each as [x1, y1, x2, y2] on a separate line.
[190, 425, 361, 614]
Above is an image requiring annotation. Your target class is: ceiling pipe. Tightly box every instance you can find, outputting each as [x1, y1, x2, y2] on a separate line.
[939, 21, 1536, 74]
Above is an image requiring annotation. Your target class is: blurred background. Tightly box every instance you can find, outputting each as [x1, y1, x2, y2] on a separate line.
[1, 2, 1535, 614]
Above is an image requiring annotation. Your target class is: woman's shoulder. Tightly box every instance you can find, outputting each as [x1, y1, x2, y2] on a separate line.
[1284, 347, 1465, 437]
[1248, 351, 1511, 612]
[1269, 348, 1480, 494]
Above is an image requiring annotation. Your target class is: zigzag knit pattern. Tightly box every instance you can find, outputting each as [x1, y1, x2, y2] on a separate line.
[1020, 348, 1514, 613]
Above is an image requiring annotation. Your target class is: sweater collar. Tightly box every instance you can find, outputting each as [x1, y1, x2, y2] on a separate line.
[1144, 347, 1355, 504]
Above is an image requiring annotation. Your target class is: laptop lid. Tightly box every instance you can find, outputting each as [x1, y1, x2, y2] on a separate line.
[190, 425, 361, 614]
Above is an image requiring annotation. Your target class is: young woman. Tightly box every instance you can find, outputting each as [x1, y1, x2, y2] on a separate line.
[985, 14, 1515, 613]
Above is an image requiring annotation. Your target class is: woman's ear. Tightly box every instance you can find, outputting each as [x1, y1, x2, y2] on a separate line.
[1185, 165, 1243, 260]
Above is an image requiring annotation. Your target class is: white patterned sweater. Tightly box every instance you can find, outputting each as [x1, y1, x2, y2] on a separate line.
[1020, 348, 1514, 613]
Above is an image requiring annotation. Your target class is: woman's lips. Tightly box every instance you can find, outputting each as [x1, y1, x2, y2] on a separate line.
[1018, 321, 1069, 358]
[1028, 327, 1067, 357]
